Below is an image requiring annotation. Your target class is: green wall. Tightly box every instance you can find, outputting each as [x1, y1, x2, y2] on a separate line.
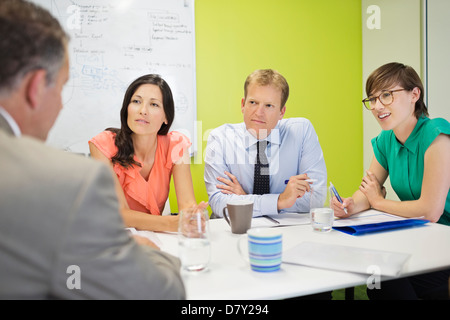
[170, 0, 363, 214]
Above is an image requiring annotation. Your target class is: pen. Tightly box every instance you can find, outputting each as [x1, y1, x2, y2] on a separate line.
[330, 182, 348, 214]
[284, 179, 317, 184]
[263, 215, 280, 225]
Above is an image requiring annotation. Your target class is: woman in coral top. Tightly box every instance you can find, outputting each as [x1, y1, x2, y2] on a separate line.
[89, 74, 207, 232]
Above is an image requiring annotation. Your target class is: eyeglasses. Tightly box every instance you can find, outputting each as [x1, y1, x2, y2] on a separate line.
[362, 89, 407, 110]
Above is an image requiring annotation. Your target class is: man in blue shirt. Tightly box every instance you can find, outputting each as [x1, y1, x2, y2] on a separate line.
[204, 69, 327, 218]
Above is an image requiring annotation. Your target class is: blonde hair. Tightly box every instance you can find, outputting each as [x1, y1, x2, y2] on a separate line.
[244, 69, 289, 108]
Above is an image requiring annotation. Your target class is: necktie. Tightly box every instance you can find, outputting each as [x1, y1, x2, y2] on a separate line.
[253, 140, 270, 195]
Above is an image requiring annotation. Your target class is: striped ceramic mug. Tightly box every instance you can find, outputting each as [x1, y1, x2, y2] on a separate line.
[238, 228, 282, 272]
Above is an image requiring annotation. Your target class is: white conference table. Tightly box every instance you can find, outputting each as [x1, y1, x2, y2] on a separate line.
[156, 214, 450, 300]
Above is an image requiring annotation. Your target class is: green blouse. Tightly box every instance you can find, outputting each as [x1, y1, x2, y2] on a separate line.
[371, 116, 450, 226]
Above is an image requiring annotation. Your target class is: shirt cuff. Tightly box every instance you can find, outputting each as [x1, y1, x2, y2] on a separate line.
[257, 193, 280, 216]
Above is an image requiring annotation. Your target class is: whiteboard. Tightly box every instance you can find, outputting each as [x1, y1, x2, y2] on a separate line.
[31, 0, 197, 155]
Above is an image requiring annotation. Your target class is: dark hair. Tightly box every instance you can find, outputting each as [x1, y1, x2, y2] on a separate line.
[0, 0, 69, 96]
[365, 62, 428, 118]
[107, 74, 175, 168]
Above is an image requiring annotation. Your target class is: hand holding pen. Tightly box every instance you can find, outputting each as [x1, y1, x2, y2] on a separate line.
[284, 174, 316, 196]
[329, 182, 352, 217]
[330, 182, 347, 214]
[278, 174, 313, 210]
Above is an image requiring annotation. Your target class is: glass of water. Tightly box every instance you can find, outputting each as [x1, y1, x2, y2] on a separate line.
[309, 183, 334, 232]
[178, 207, 211, 271]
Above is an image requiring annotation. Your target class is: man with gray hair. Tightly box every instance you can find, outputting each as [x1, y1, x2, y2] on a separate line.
[0, 0, 185, 299]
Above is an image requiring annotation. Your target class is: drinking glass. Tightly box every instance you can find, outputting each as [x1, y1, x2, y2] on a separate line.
[178, 207, 211, 271]
[310, 184, 334, 232]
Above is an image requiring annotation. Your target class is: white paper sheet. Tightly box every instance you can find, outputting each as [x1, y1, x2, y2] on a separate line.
[126, 228, 163, 248]
[332, 209, 407, 227]
[251, 212, 311, 228]
[282, 241, 410, 276]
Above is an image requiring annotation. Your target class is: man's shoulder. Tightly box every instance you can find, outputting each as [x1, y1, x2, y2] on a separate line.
[0, 132, 115, 226]
[209, 122, 245, 137]
[280, 117, 312, 127]
[278, 118, 314, 135]
[2, 132, 105, 180]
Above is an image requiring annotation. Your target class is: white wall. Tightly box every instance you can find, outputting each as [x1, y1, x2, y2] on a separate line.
[361, 0, 422, 200]
[426, 0, 450, 120]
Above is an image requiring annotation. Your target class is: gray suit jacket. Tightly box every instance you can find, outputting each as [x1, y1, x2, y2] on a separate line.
[0, 116, 185, 299]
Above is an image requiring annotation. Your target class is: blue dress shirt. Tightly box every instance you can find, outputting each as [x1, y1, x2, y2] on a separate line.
[204, 118, 327, 217]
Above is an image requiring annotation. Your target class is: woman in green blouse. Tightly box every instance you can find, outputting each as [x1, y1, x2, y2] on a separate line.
[334, 62, 450, 224]
[332, 62, 450, 299]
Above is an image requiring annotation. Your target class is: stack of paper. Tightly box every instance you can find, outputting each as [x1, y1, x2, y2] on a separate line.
[251, 213, 310, 228]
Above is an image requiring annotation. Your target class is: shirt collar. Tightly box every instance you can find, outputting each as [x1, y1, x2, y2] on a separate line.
[242, 121, 281, 150]
[0, 106, 21, 137]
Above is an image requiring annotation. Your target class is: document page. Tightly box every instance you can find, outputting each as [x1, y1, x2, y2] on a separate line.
[252, 210, 412, 228]
[126, 228, 163, 248]
[283, 241, 410, 276]
[251, 212, 310, 228]
[332, 209, 406, 227]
